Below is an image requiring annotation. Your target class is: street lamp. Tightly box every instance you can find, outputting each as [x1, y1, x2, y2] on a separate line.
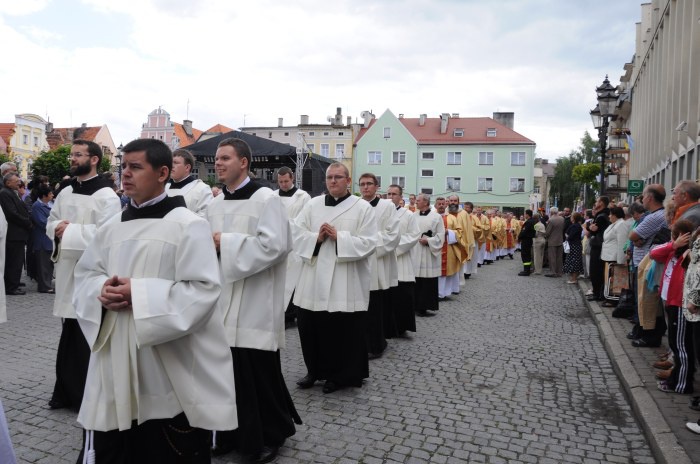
[116, 143, 123, 188]
[590, 75, 617, 195]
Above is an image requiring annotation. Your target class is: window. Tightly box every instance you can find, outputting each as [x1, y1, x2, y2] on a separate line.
[338, 131, 344, 136]
[376, 176, 382, 187]
[320, 143, 330, 157]
[511, 152, 526, 166]
[446, 177, 461, 192]
[284, 132, 289, 136]
[478, 177, 493, 192]
[191, 167, 199, 175]
[510, 178, 525, 192]
[421, 152, 435, 160]
[391, 176, 405, 188]
[323, 131, 330, 136]
[33, 136, 38, 146]
[447, 151, 462, 165]
[207, 168, 216, 177]
[306, 143, 315, 153]
[308, 131, 315, 136]
[533, 186, 540, 194]
[160, 135, 163, 140]
[478, 151, 494, 165]
[252, 132, 256, 136]
[392, 151, 406, 164]
[383, 127, 391, 138]
[421, 169, 434, 177]
[421, 187, 433, 194]
[268, 132, 272, 138]
[23, 134, 28, 144]
[368, 151, 382, 165]
[335, 143, 345, 160]
[487, 128, 497, 137]
[453, 129, 464, 137]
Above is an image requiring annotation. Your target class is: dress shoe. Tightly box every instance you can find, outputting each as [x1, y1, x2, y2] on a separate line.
[544, 274, 557, 278]
[653, 360, 673, 370]
[518, 271, 531, 276]
[463, 273, 471, 279]
[247, 445, 280, 464]
[18, 282, 26, 287]
[689, 396, 700, 411]
[7, 289, 26, 295]
[586, 295, 600, 301]
[368, 352, 382, 360]
[296, 374, 316, 389]
[211, 441, 237, 456]
[632, 338, 661, 348]
[322, 380, 339, 394]
[438, 296, 449, 301]
[48, 399, 67, 410]
[415, 312, 434, 317]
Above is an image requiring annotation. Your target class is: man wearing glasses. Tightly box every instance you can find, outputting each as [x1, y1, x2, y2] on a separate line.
[46, 139, 121, 411]
[292, 162, 377, 394]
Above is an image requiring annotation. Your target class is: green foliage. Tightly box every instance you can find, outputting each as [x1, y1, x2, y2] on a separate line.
[0, 154, 10, 166]
[204, 176, 218, 187]
[572, 163, 600, 185]
[31, 145, 71, 187]
[549, 131, 603, 210]
[99, 156, 112, 174]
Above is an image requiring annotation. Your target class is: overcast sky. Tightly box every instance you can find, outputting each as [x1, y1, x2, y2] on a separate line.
[0, 0, 642, 160]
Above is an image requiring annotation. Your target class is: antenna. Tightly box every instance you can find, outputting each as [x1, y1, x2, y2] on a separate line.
[186, 99, 190, 119]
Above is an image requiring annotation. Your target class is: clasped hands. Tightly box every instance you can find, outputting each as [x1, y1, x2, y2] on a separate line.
[99, 275, 132, 312]
[317, 223, 337, 243]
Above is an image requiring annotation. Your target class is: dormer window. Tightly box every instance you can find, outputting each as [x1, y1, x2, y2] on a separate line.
[454, 129, 464, 137]
[486, 128, 497, 137]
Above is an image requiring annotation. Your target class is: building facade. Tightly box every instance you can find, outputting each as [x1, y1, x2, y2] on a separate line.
[140, 107, 203, 151]
[3, 114, 50, 179]
[353, 110, 536, 209]
[46, 123, 119, 166]
[622, 0, 699, 189]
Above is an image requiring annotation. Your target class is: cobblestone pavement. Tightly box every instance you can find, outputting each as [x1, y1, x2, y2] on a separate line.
[0, 258, 658, 463]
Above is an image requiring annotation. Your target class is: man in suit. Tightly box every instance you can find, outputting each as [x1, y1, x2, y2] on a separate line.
[544, 207, 565, 277]
[0, 173, 31, 295]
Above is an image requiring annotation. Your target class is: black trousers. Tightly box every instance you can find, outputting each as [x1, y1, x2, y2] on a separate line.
[388, 283, 415, 335]
[34, 249, 54, 292]
[415, 277, 438, 313]
[366, 290, 387, 354]
[51, 318, 90, 410]
[520, 239, 533, 267]
[76, 413, 211, 464]
[589, 246, 604, 298]
[665, 305, 695, 393]
[4, 239, 25, 292]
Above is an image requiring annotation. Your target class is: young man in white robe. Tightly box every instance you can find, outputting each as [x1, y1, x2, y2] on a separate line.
[386, 184, 421, 335]
[166, 148, 213, 217]
[292, 162, 377, 394]
[359, 173, 400, 358]
[73, 138, 237, 463]
[413, 194, 445, 316]
[273, 166, 311, 329]
[46, 139, 122, 411]
[207, 138, 301, 463]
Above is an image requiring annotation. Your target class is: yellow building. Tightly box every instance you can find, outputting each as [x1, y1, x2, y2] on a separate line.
[6, 114, 50, 179]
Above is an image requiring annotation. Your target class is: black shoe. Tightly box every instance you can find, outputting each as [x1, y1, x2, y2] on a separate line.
[518, 271, 531, 276]
[48, 399, 67, 410]
[18, 282, 26, 287]
[296, 374, 316, 389]
[632, 338, 661, 348]
[463, 273, 471, 279]
[212, 441, 237, 457]
[509, 254, 514, 260]
[7, 289, 26, 295]
[368, 352, 382, 360]
[322, 380, 339, 394]
[416, 311, 434, 317]
[544, 274, 557, 278]
[247, 445, 280, 464]
[438, 296, 449, 302]
[477, 264, 482, 268]
[586, 295, 601, 301]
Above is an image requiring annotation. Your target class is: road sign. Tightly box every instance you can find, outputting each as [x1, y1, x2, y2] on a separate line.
[628, 180, 644, 195]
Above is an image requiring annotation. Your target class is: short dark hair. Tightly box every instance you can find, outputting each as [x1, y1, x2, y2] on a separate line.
[629, 203, 645, 215]
[645, 185, 666, 203]
[525, 209, 533, 217]
[359, 173, 379, 186]
[388, 184, 403, 195]
[277, 166, 294, 178]
[172, 148, 195, 169]
[598, 196, 610, 207]
[121, 138, 172, 175]
[218, 138, 252, 170]
[73, 139, 103, 164]
[465, 202, 474, 209]
[37, 184, 52, 198]
[610, 206, 625, 219]
[572, 212, 583, 223]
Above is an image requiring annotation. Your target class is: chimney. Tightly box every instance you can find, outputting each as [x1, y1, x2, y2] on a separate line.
[300, 115, 309, 125]
[398, 114, 404, 119]
[451, 113, 459, 118]
[183, 119, 193, 136]
[334, 107, 342, 125]
[81, 122, 87, 128]
[45, 122, 53, 133]
[419, 114, 427, 126]
[346, 116, 351, 126]
[440, 113, 450, 134]
[278, 117, 283, 127]
[360, 111, 374, 128]
[492, 112, 514, 130]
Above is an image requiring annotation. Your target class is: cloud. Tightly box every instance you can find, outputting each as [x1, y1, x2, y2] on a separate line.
[0, 0, 50, 16]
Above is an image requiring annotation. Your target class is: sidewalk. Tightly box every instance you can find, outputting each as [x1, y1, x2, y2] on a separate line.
[578, 278, 698, 464]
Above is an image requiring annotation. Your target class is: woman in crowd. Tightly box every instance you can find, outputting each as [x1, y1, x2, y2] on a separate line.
[30, 184, 54, 294]
[650, 219, 694, 394]
[600, 207, 630, 307]
[563, 212, 584, 283]
[683, 226, 700, 434]
[532, 213, 546, 275]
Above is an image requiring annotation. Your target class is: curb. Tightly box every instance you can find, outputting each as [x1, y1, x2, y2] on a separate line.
[578, 279, 692, 464]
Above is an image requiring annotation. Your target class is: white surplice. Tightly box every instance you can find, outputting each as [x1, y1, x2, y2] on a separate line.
[73, 207, 237, 432]
[274, 188, 311, 306]
[0, 209, 6, 323]
[394, 207, 421, 283]
[292, 195, 377, 313]
[207, 187, 291, 351]
[368, 198, 400, 291]
[47, 186, 122, 318]
[413, 210, 445, 278]
[166, 178, 213, 217]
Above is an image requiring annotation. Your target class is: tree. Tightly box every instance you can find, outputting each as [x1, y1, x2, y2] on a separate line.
[549, 131, 603, 210]
[0, 154, 10, 166]
[31, 145, 114, 187]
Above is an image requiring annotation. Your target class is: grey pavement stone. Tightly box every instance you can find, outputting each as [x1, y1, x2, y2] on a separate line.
[0, 260, 662, 463]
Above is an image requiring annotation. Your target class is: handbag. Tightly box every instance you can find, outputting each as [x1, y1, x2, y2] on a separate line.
[563, 241, 570, 254]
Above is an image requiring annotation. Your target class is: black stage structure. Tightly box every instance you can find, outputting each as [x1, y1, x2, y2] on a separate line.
[183, 130, 332, 197]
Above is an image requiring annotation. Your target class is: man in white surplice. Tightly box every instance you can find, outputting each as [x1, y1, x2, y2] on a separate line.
[413, 193, 445, 316]
[166, 148, 213, 217]
[292, 162, 377, 394]
[273, 166, 311, 329]
[73, 138, 236, 463]
[46, 139, 122, 411]
[207, 138, 301, 463]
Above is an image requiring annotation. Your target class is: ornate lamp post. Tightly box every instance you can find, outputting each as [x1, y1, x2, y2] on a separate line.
[115, 143, 123, 188]
[590, 75, 617, 195]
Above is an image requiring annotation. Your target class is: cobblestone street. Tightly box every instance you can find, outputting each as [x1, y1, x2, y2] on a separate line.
[0, 258, 658, 463]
